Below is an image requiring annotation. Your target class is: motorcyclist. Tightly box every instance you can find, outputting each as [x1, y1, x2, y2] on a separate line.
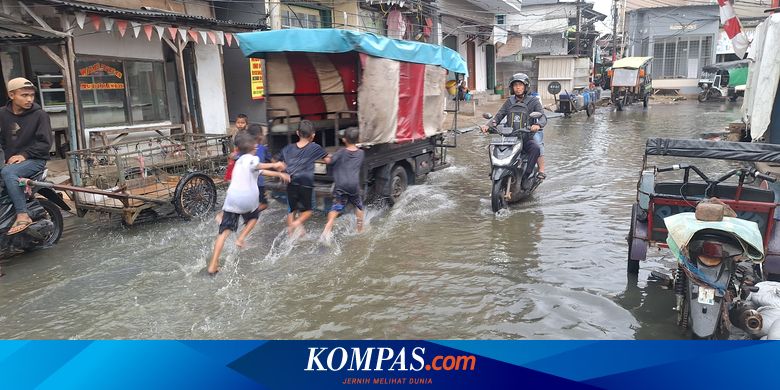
[481, 73, 547, 180]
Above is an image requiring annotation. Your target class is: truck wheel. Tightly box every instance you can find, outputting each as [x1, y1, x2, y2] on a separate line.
[384, 165, 408, 206]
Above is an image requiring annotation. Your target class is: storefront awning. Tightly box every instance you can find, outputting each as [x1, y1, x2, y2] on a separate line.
[34, 0, 265, 31]
[0, 15, 65, 45]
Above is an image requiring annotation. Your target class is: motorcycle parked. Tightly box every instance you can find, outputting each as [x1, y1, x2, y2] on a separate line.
[482, 112, 543, 212]
[0, 169, 69, 275]
[663, 168, 775, 338]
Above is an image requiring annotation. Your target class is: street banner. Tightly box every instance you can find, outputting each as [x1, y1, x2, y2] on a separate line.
[250, 58, 265, 100]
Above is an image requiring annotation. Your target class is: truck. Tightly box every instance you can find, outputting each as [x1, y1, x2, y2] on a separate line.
[236, 29, 467, 208]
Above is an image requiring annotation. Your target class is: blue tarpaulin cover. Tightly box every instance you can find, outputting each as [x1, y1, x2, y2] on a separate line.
[236, 29, 468, 75]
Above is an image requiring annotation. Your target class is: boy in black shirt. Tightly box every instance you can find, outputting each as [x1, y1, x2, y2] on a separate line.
[321, 127, 365, 242]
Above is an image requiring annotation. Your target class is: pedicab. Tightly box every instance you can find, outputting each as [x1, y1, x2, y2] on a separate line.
[548, 81, 598, 117]
[698, 60, 750, 103]
[609, 56, 653, 111]
[26, 133, 231, 226]
[627, 138, 780, 284]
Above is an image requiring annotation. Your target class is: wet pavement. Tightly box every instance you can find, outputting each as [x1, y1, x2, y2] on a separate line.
[0, 100, 747, 339]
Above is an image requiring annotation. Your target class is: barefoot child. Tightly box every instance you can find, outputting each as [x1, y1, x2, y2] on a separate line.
[224, 114, 249, 183]
[247, 124, 271, 213]
[208, 132, 289, 275]
[321, 127, 365, 241]
[278, 120, 330, 236]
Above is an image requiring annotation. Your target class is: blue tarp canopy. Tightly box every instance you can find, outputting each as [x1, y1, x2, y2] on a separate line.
[236, 29, 468, 75]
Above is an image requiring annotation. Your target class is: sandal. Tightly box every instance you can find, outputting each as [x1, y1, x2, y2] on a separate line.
[7, 219, 32, 235]
[536, 172, 547, 180]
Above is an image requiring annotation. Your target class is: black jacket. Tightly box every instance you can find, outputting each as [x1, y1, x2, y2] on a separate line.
[492, 94, 548, 131]
[0, 102, 52, 162]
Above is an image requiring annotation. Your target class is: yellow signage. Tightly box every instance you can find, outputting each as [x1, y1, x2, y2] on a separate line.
[250, 58, 265, 100]
[80, 82, 125, 90]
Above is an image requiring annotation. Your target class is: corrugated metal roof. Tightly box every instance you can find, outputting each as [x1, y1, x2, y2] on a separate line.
[626, 0, 770, 19]
[0, 14, 65, 44]
[34, 0, 265, 31]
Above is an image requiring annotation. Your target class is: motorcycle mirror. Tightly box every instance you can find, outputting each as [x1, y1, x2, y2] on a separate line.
[482, 113, 493, 120]
[529, 112, 543, 119]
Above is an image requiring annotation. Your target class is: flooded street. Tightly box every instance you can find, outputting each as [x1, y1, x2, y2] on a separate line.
[0, 100, 745, 339]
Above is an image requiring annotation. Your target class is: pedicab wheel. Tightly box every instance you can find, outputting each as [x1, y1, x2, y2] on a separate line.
[491, 177, 508, 213]
[173, 172, 217, 219]
[627, 204, 641, 274]
[385, 165, 409, 206]
[34, 199, 64, 247]
[586, 102, 595, 117]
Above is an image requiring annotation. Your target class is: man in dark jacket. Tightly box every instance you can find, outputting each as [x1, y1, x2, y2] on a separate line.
[0, 77, 52, 235]
[481, 73, 547, 180]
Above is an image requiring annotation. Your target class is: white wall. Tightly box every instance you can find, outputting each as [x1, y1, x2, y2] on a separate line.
[194, 44, 229, 134]
[73, 28, 164, 60]
[441, 16, 491, 92]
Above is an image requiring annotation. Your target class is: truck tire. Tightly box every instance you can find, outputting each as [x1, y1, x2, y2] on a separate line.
[383, 165, 409, 206]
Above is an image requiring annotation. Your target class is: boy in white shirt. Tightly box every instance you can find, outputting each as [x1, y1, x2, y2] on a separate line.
[207, 132, 289, 275]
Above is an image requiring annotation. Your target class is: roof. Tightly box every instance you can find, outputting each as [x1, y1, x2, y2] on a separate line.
[237, 29, 468, 75]
[702, 59, 751, 71]
[626, 0, 770, 20]
[34, 0, 265, 31]
[613, 56, 653, 69]
[0, 14, 65, 45]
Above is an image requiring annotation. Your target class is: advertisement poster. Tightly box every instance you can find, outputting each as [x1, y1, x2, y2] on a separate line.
[250, 58, 265, 100]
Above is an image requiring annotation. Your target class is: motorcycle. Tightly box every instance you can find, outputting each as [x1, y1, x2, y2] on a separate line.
[482, 112, 543, 212]
[663, 168, 775, 339]
[0, 169, 69, 276]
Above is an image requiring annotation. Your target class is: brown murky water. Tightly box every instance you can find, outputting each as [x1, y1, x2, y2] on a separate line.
[0, 100, 746, 339]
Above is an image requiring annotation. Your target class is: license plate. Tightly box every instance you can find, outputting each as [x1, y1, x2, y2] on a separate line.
[697, 286, 715, 305]
[491, 136, 517, 145]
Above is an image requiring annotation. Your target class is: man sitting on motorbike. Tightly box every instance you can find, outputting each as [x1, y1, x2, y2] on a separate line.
[481, 73, 547, 180]
[0, 78, 52, 235]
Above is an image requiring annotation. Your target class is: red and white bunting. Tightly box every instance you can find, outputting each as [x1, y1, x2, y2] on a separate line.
[199, 30, 209, 44]
[155, 26, 165, 41]
[75, 12, 86, 29]
[130, 21, 141, 38]
[216, 31, 225, 45]
[718, 0, 749, 58]
[144, 25, 154, 41]
[188, 29, 200, 43]
[225, 32, 233, 47]
[179, 28, 188, 42]
[90, 14, 102, 30]
[104, 17, 114, 32]
[207, 31, 216, 44]
[116, 20, 128, 37]
[168, 27, 178, 41]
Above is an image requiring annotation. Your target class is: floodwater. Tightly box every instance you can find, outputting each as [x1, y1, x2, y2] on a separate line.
[0, 100, 747, 339]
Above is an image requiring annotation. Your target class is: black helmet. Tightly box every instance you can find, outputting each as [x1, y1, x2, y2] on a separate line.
[509, 73, 530, 89]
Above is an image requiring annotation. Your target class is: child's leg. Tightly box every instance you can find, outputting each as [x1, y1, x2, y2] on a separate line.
[322, 193, 345, 238]
[353, 195, 365, 233]
[208, 230, 231, 274]
[322, 211, 340, 238]
[236, 209, 261, 248]
[258, 186, 268, 212]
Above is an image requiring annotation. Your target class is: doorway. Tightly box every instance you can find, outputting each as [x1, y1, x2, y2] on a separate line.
[466, 41, 476, 91]
[486, 44, 495, 90]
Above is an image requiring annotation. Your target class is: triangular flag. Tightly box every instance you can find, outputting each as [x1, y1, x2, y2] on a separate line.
[155, 26, 165, 41]
[131, 21, 141, 38]
[90, 14, 102, 31]
[199, 30, 208, 44]
[225, 32, 233, 47]
[144, 25, 154, 41]
[216, 31, 225, 45]
[116, 20, 128, 37]
[188, 29, 199, 43]
[104, 17, 114, 32]
[75, 12, 86, 29]
[179, 28, 188, 42]
[168, 27, 178, 40]
[207, 31, 216, 44]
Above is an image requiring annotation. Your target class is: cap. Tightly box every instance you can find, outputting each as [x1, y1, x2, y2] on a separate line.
[6, 77, 36, 92]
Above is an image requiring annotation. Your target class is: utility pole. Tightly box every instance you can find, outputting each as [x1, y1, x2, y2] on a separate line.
[575, 0, 581, 56]
[612, 0, 618, 61]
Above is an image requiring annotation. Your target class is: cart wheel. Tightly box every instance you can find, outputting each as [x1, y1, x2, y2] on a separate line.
[627, 204, 646, 274]
[697, 91, 708, 102]
[173, 172, 217, 219]
[586, 102, 595, 117]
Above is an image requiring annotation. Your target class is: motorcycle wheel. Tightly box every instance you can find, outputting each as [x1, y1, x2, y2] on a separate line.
[28, 199, 64, 249]
[491, 177, 509, 213]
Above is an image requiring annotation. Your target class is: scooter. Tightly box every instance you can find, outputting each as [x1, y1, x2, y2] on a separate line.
[482, 112, 543, 213]
[0, 169, 70, 276]
[663, 169, 774, 338]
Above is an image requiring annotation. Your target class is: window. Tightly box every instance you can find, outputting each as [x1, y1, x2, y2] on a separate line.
[496, 15, 506, 25]
[282, 5, 330, 29]
[76, 58, 169, 128]
[651, 35, 714, 79]
[359, 8, 385, 35]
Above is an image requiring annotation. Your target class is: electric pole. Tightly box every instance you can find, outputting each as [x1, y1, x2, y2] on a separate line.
[575, 0, 581, 56]
[612, 0, 618, 61]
